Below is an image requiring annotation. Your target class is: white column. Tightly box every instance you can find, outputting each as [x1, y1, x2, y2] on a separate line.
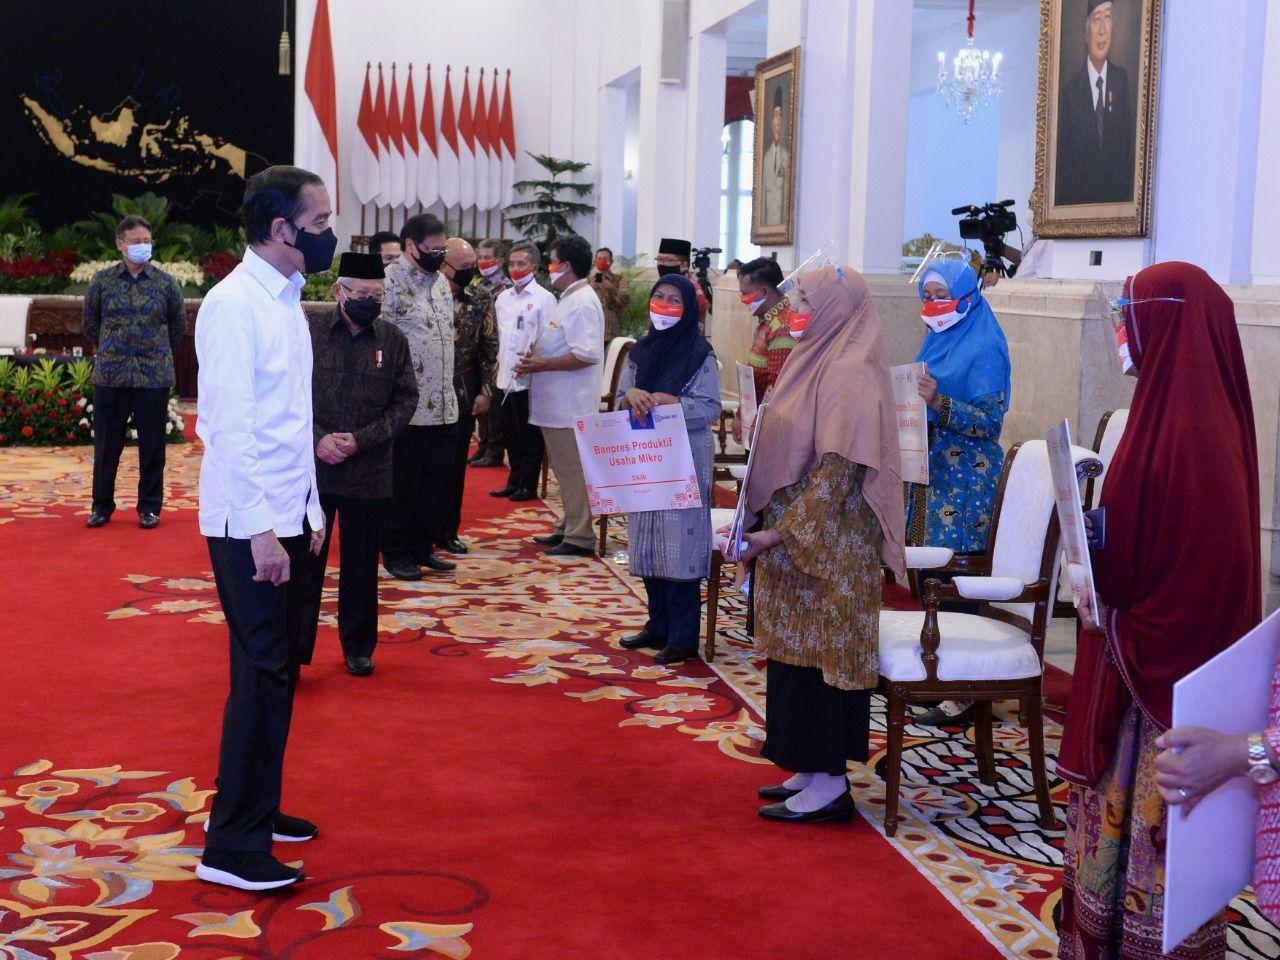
[635, 13, 690, 259]
[596, 84, 628, 251]
[843, 0, 913, 274]
[1252, 1, 1280, 284]
[683, 27, 728, 250]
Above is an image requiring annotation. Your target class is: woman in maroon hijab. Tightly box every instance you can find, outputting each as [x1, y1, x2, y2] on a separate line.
[1056, 261, 1260, 959]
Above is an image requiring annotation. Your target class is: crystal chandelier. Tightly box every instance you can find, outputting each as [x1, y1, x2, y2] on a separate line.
[936, 0, 1003, 124]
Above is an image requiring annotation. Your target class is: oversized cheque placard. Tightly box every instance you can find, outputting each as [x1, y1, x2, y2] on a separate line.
[735, 362, 758, 449]
[1045, 419, 1100, 624]
[574, 405, 703, 517]
[891, 363, 929, 485]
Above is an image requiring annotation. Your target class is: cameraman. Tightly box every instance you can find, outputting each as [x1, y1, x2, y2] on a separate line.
[656, 238, 708, 327]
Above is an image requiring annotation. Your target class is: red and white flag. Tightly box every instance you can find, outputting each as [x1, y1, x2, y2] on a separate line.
[298, 0, 338, 212]
[386, 64, 407, 209]
[499, 70, 517, 208]
[417, 64, 439, 209]
[487, 68, 502, 212]
[472, 69, 491, 212]
[401, 64, 420, 212]
[352, 63, 380, 206]
[457, 67, 476, 211]
[438, 66, 460, 210]
[374, 64, 390, 208]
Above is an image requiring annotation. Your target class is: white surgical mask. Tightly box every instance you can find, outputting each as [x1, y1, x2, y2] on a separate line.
[126, 243, 152, 265]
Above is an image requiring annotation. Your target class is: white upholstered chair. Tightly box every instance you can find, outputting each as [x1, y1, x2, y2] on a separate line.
[1087, 407, 1129, 510]
[877, 439, 1103, 836]
[599, 336, 635, 411]
[0, 296, 33, 355]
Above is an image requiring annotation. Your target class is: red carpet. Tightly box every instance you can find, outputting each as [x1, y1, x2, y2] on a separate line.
[0, 454, 1004, 959]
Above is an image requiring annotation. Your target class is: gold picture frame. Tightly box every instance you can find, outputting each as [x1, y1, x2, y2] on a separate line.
[751, 47, 800, 246]
[1031, 0, 1163, 237]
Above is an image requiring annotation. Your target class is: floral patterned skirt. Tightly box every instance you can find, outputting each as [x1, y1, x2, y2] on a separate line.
[1058, 706, 1225, 960]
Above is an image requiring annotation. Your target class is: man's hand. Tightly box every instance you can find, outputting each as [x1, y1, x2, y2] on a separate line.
[332, 432, 358, 457]
[309, 527, 326, 556]
[316, 434, 349, 465]
[251, 530, 290, 585]
[472, 394, 492, 416]
[513, 352, 548, 377]
[917, 373, 942, 412]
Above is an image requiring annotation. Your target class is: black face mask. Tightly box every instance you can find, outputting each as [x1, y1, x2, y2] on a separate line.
[412, 245, 447, 273]
[287, 222, 338, 275]
[342, 296, 382, 327]
[656, 264, 683, 277]
[450, 266, 478, 289]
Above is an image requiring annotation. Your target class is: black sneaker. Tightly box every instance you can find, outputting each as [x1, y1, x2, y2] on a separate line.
[272, 812, 319, 842]
[196, 850, 303, 891]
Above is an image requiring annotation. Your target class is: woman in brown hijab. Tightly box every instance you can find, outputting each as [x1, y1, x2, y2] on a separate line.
[733, 265, 907, 823]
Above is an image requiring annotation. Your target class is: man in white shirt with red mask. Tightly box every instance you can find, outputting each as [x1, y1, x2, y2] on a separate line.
[194, 165, 332, 893]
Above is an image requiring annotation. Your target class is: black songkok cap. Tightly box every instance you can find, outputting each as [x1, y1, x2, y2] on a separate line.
[337, 252, 385, 280]
[658, 237, 692, 259]
[1087, 0, 1113, 13]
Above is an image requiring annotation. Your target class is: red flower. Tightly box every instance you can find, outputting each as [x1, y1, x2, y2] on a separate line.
[20, 425, 33, 437]
[42, 392, 52, 400]
[66, 433, 76, 441]
[57, 398, 68, 408]
[20, 408, 30, 417]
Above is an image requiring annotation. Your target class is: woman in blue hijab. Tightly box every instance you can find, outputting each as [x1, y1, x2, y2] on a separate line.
[617, 274, 721, 665]
[910, 258, 1011, 724]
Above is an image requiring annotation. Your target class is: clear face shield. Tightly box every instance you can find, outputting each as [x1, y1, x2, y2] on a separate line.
[908, 242, 968, 291]
[1097, 279, 1184, 376]
[777, 242, 842, 341]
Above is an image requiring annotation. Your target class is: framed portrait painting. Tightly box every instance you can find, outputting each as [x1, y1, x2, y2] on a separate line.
[1032, 0, 1163, 237]
[752, 47, 800, 246]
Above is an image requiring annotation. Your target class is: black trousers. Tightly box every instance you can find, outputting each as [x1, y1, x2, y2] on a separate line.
[475, 406, 505, 459]
[643, 577, 703, 652]
[442, 411, 475, 541]
[300, 494, 388, 663]
[499, 389, 543, 492]
[91, 385, 169, 516]
[384, 422, 458, 565]
[205, 529, 310, 854]
[763, 659, 872, 776]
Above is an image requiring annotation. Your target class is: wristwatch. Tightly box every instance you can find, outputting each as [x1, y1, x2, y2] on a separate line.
[1246, 732, 1279, 786]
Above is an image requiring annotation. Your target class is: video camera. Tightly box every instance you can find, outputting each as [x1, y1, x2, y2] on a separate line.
[691, 245, 721, 307]
[952, 200, 1018, 279]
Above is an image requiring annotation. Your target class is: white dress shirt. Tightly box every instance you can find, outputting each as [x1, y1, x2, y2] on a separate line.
[1087, 59, 1109, 110]
[528, 280, 604, 429]
[195, 248, 323, 539]
[494, 280, 557, 393]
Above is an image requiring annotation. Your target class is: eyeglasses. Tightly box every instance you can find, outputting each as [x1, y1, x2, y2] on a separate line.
[339, 284, 384, 303]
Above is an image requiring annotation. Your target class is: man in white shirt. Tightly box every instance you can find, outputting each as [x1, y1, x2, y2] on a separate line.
[491, 240, 555, 501]
[194, 165, 335, 892]
[515, 234, 603, 557]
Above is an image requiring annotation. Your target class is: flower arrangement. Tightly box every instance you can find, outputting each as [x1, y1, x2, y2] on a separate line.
[199, 251, 240, 291]
[0, 357, 184, 448]
[69, 259, 206, 288]
[0, 250, 75, 295]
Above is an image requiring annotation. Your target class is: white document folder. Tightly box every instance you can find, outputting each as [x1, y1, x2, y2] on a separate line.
[1163, 607, 1280, 953]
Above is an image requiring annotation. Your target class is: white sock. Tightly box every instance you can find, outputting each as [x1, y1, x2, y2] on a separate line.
[783, 773, 848, 813]
[781, 772, 813, 791]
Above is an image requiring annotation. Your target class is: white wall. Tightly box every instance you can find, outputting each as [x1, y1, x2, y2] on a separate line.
[293, 0, 600, 250]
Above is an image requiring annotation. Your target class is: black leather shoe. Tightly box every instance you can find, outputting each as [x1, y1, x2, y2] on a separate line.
[533, 533, 563, 546]
[471, 455, 504, 468]
[546, 542, 594, 558]
[345, 656, 374, 677]
[139, 512, 160, 529]
[758, 792, 854, 824]
[421, 554, 457, 572]
[758, 784, 802, 801]
[619, 632, 666, 650]
[653, 644, 697, 665]
[384, 561, 422, 581]
[913, 702, 976, 726]
[272, 812, 319, 842]
[490, 485, 517, 498]
[438, 537, 469, 554]
[86, 511, 110, 528]
[196, 850, 304, 890]
[509, 488, 536, 502]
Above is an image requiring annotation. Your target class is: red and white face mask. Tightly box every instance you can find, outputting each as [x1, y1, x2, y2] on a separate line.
[788, 309, 813, 340]
[920, 297, 971, 334]
[477, 258, 501, 277]
[740, 291, 766, 315]
[649, 299, 684, 331]
[509, 267, 534, 287]
[595, 257, 611, 273]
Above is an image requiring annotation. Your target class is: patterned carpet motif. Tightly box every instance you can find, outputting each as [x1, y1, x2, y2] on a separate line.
[1, 438, 1277, 959]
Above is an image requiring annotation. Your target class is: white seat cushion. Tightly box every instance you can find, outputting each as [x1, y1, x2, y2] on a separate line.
[879, 611, 1042, 682]
[905, 546, 955, 570]
[709, 508, 735, 530]
[952, 576, 1026, 601]
[728, 465, 747, 480]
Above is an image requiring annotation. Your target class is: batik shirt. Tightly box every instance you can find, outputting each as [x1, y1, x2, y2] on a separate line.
[83, 262, 186, 388]
[746, 297, 794, 400]
[906, 393, 1006, 554]
[383, 256, 457, 426]
[451, 282, 499, 413]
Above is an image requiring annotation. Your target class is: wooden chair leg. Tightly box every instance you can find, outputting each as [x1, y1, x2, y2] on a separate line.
[704, 551, 721, 662]
[539, 441, 549, 499]
[597, 515, 609, 555]
[883, 692, 907, 836]
[973, 701, 996, 786]
[1025, 693, 1056, 829]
